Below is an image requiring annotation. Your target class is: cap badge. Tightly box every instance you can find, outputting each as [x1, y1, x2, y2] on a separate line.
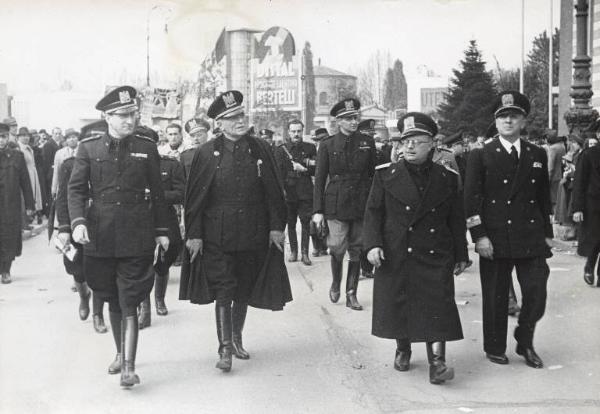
[501, 94, 514, 107]
[119, 91, 132, 104]
[189, 119, 197, 129]
[344, 100, 355, 110]
[404, 117, 415, 131]
[223, 92, 236, 108]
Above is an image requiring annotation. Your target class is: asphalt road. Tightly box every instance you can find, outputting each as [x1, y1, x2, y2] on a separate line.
[0, 232, 599, 414]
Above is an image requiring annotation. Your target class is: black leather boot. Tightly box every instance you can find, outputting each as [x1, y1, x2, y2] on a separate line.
[288, 226, 298, 262]
[120, 315, 140, 387]
[215, 303, 233, 372]
[232, 302, 250, 360]
[138, 297, 151, 329]
[329, 256, 343, 303]
[75, 281, 91, 321]
[311, 235, 321, 257]
[514, 325, 543, 368]
[345, 261, 363, 311]
[92, 294, 107, 334]
[394, 338, 411, 371]
[154, 272, 169, 316]
[108, 311, 122, 374]
[426, 342, 454, 384]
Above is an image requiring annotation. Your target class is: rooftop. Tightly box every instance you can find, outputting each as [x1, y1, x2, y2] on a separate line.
[313, 65, 355, 78]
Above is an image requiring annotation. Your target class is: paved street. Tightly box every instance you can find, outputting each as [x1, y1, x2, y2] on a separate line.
[1, 232, 599, 414]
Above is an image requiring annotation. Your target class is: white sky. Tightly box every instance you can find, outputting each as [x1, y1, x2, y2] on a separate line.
[0, 0, 561, 95]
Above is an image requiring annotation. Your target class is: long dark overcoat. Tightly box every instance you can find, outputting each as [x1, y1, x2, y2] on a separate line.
[363, 160, 468, 342]
[0, 148, 34, 262]
[572, 145, 600, 256]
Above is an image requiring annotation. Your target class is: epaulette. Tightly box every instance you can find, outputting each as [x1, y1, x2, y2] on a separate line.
[160, 154, 178, 161]
[484, 137, 495, 145]
[133, 134, 155, 143]
[80, 135, 102, 143]
[375, 162, 391, 170]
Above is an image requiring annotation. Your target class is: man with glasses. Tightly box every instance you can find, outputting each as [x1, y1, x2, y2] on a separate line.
[464, 90, 553, 369]
[68, 85, 170, 388]
[313, 98, 376, 311]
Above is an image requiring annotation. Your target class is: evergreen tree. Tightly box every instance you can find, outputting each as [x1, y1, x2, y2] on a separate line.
[383, 59, 408, 110]
[302, 42, 316, 133]
[438, 40, 497, 136]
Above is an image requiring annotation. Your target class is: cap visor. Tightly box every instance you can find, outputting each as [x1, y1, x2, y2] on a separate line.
[216, 106, 244, 120]
[494, 106, 526, 118]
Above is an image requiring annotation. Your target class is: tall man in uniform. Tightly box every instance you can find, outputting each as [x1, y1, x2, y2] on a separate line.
[69, 86, 170, 387]
[181, 90, 287, 372]
[313, 98, 376, 311]
[180, 118, 210, 178]
[464, 90, 553, 369]
[280, 119, 317, 266]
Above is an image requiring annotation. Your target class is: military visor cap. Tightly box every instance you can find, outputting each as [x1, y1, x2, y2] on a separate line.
[442, 131, 463, 146]
[185, 118, 210, 134]
[493, 90, 530, 118]
[330, 98, 360, 118]
[207, 90, 244, 120]
[397, 112, 438, 140]
[96, 85, 138, 115]
[358, 119, 376, 132]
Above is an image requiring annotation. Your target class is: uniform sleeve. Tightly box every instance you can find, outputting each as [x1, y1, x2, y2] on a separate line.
[447, 178, 469, 263]
[536, 149, 554, 238]
[362, 170, 385, 253]
[571, 150, 590, 214]
[463, 148, 487, 242]
[313, 142, 329, 214]
[17, 152, 35, 211]
[68, 144, 90, 230]
[55, 161, 72, 233]
[163, 160, 185, 205]
[146, 145, 169, 237]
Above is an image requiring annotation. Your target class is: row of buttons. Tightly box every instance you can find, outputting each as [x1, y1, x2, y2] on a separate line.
[490, 199, 535, 204]
[507, 219, 536, 224]
[407, 247, 436, 254]
[502, 178, 537, 184]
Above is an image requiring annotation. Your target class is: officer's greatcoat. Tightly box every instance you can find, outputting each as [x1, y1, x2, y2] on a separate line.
[363, 160, 468, 341]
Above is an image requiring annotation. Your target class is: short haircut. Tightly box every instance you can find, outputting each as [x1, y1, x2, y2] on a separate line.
[166, 123, 182, 133]
[288, 119, 304, 130]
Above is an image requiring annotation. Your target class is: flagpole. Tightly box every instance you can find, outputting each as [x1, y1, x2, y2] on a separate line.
[548, 0, 553, 129]
[520, 0, 525, 94]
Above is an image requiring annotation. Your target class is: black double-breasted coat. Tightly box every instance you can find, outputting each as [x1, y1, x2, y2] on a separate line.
[363, 160, 468, 341]
[464, 138, 553, 258]
[572, 145, 600, 257]
[159, 155, 185, 246]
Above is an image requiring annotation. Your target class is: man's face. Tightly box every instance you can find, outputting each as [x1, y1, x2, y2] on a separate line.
[9, 124, 17, 135]
[166, 127, 183, 148]
[0, 132, 8, 149]
[189, 130, 208, 147]
[401, 134, 433, 164]
[65, 134, 78, 149]
[39, 132, 48, 142]
[52, 128, 62, 140]
[337, 115, 359, 135]
[288, 123, 303, 143]
[105, 111, 137, 139]
[17, 134, 30, 145]
[495, 111, 525, 139]
[219, 112, 247, 138]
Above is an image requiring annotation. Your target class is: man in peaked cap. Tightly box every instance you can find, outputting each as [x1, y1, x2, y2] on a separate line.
[181, 90, 288, 373]
[68, 85, 170, 388]
[464, 90, 553, 369]
[363, 111, 468, 385]
[181, 118, 210, 178]
[313, 98, 376, 311]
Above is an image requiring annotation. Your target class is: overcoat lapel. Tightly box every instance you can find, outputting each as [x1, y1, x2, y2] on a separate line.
[382, 161, 420, 212]
[509, 141, 534, 197]
[413, 166, 452, 223]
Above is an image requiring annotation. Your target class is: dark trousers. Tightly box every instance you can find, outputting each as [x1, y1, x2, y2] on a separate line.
[479, 256, 549, 354]
[286, 200, 312, 254]
[584, 242, 600, 274]
[83, 255, 154, 316]
[0, 260, 12, 273]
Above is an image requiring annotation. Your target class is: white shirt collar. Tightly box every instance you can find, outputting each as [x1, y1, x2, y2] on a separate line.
[498, 136, 521, 156]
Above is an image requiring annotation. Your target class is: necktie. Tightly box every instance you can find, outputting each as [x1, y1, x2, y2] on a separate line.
[510, 145, 518, 165]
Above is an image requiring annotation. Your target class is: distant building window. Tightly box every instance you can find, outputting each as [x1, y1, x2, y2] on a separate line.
[319, 91, 328, 106]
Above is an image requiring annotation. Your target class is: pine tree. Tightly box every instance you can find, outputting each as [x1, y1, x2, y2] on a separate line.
[438, 40, 497, 136]
[383, 59, 408, 110]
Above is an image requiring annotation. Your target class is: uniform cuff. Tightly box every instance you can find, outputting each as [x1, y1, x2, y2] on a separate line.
[58, 225, 72, 234]
[154, 228, 169, 237]
[71, 217, 86, 231]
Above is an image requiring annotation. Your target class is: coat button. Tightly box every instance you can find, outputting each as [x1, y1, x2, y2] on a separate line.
[406, 206, 411, 211]
[531, 179, 536, 183]
[429, 250, 434, 254]
[408, 227, 413, 232]
[431, 208, 436, 212]
[503, 179, 508, 184]
[491, 199, 496, 204]
[507, 219, 512, 224]
[430, 228, 435, 233]
[407, 247, 412, 253]
[116, 202, 121, 206]
[530, 219, 535, 223]
[530, 199, 534, 204]
[507, 200, 511, 205]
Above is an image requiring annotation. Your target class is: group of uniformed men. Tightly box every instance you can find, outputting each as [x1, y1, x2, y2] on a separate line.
[0, 83, 561, 388]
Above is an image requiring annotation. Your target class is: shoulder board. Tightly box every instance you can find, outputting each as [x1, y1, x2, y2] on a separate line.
[133, 134, 155, 143]
[160, 154, 178, 161]
[484, 137, 495, 145]
[80, 135, 102, 143]
[438, 147, 452, 153]
[442, 164, 459, 175]
[375, 162, 391, 170]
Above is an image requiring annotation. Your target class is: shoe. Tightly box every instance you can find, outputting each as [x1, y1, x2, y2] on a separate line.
[138, 297, 151, 329]
[427, 342, 454, 385]
[486, 353, 509, 365]
[516, 345, 543, 369]
[345, 261, 363, 311]
[215, 303, 233, 372]
[232, 302, 250, 360]
[394, 349, 411, 372]
[93, 314, 108, 334]
[108, 311, 122, 374]
[288, 250, 298, 262]
[75, 282, 91, 321]
[70, 283, 77, 292]
[362, 270, 374, 279]
[1, 273, 11, 284]
[329, 256, 343, 303]
[301, 252, 312, 266]
[108, 353, 121, 374]
[154, 272, 169, 316]
[120, 316, 140, 387]
[584, 271, 594, 286]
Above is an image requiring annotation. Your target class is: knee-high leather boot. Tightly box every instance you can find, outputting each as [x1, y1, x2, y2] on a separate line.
[108, 311, 122, 374]
[120, 315, 140, 387]
[154, 272, 169, 316]
[426, 342, 454, 384]
[138, 297, 151, 329]
[394, 338, 411, 371]
[215, 302, 233, 372]
[329, 256, 343, 303]
[300, 219, 312, 266]
[288, 225, 298, 262]
[232, 302, 250, 360]
[74, 281, 91, 320]
[345, 261, 363, 311]
[92, 294, 107, 334]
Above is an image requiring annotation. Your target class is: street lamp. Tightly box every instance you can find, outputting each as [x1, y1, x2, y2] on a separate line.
[146, 4, 172, 87]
